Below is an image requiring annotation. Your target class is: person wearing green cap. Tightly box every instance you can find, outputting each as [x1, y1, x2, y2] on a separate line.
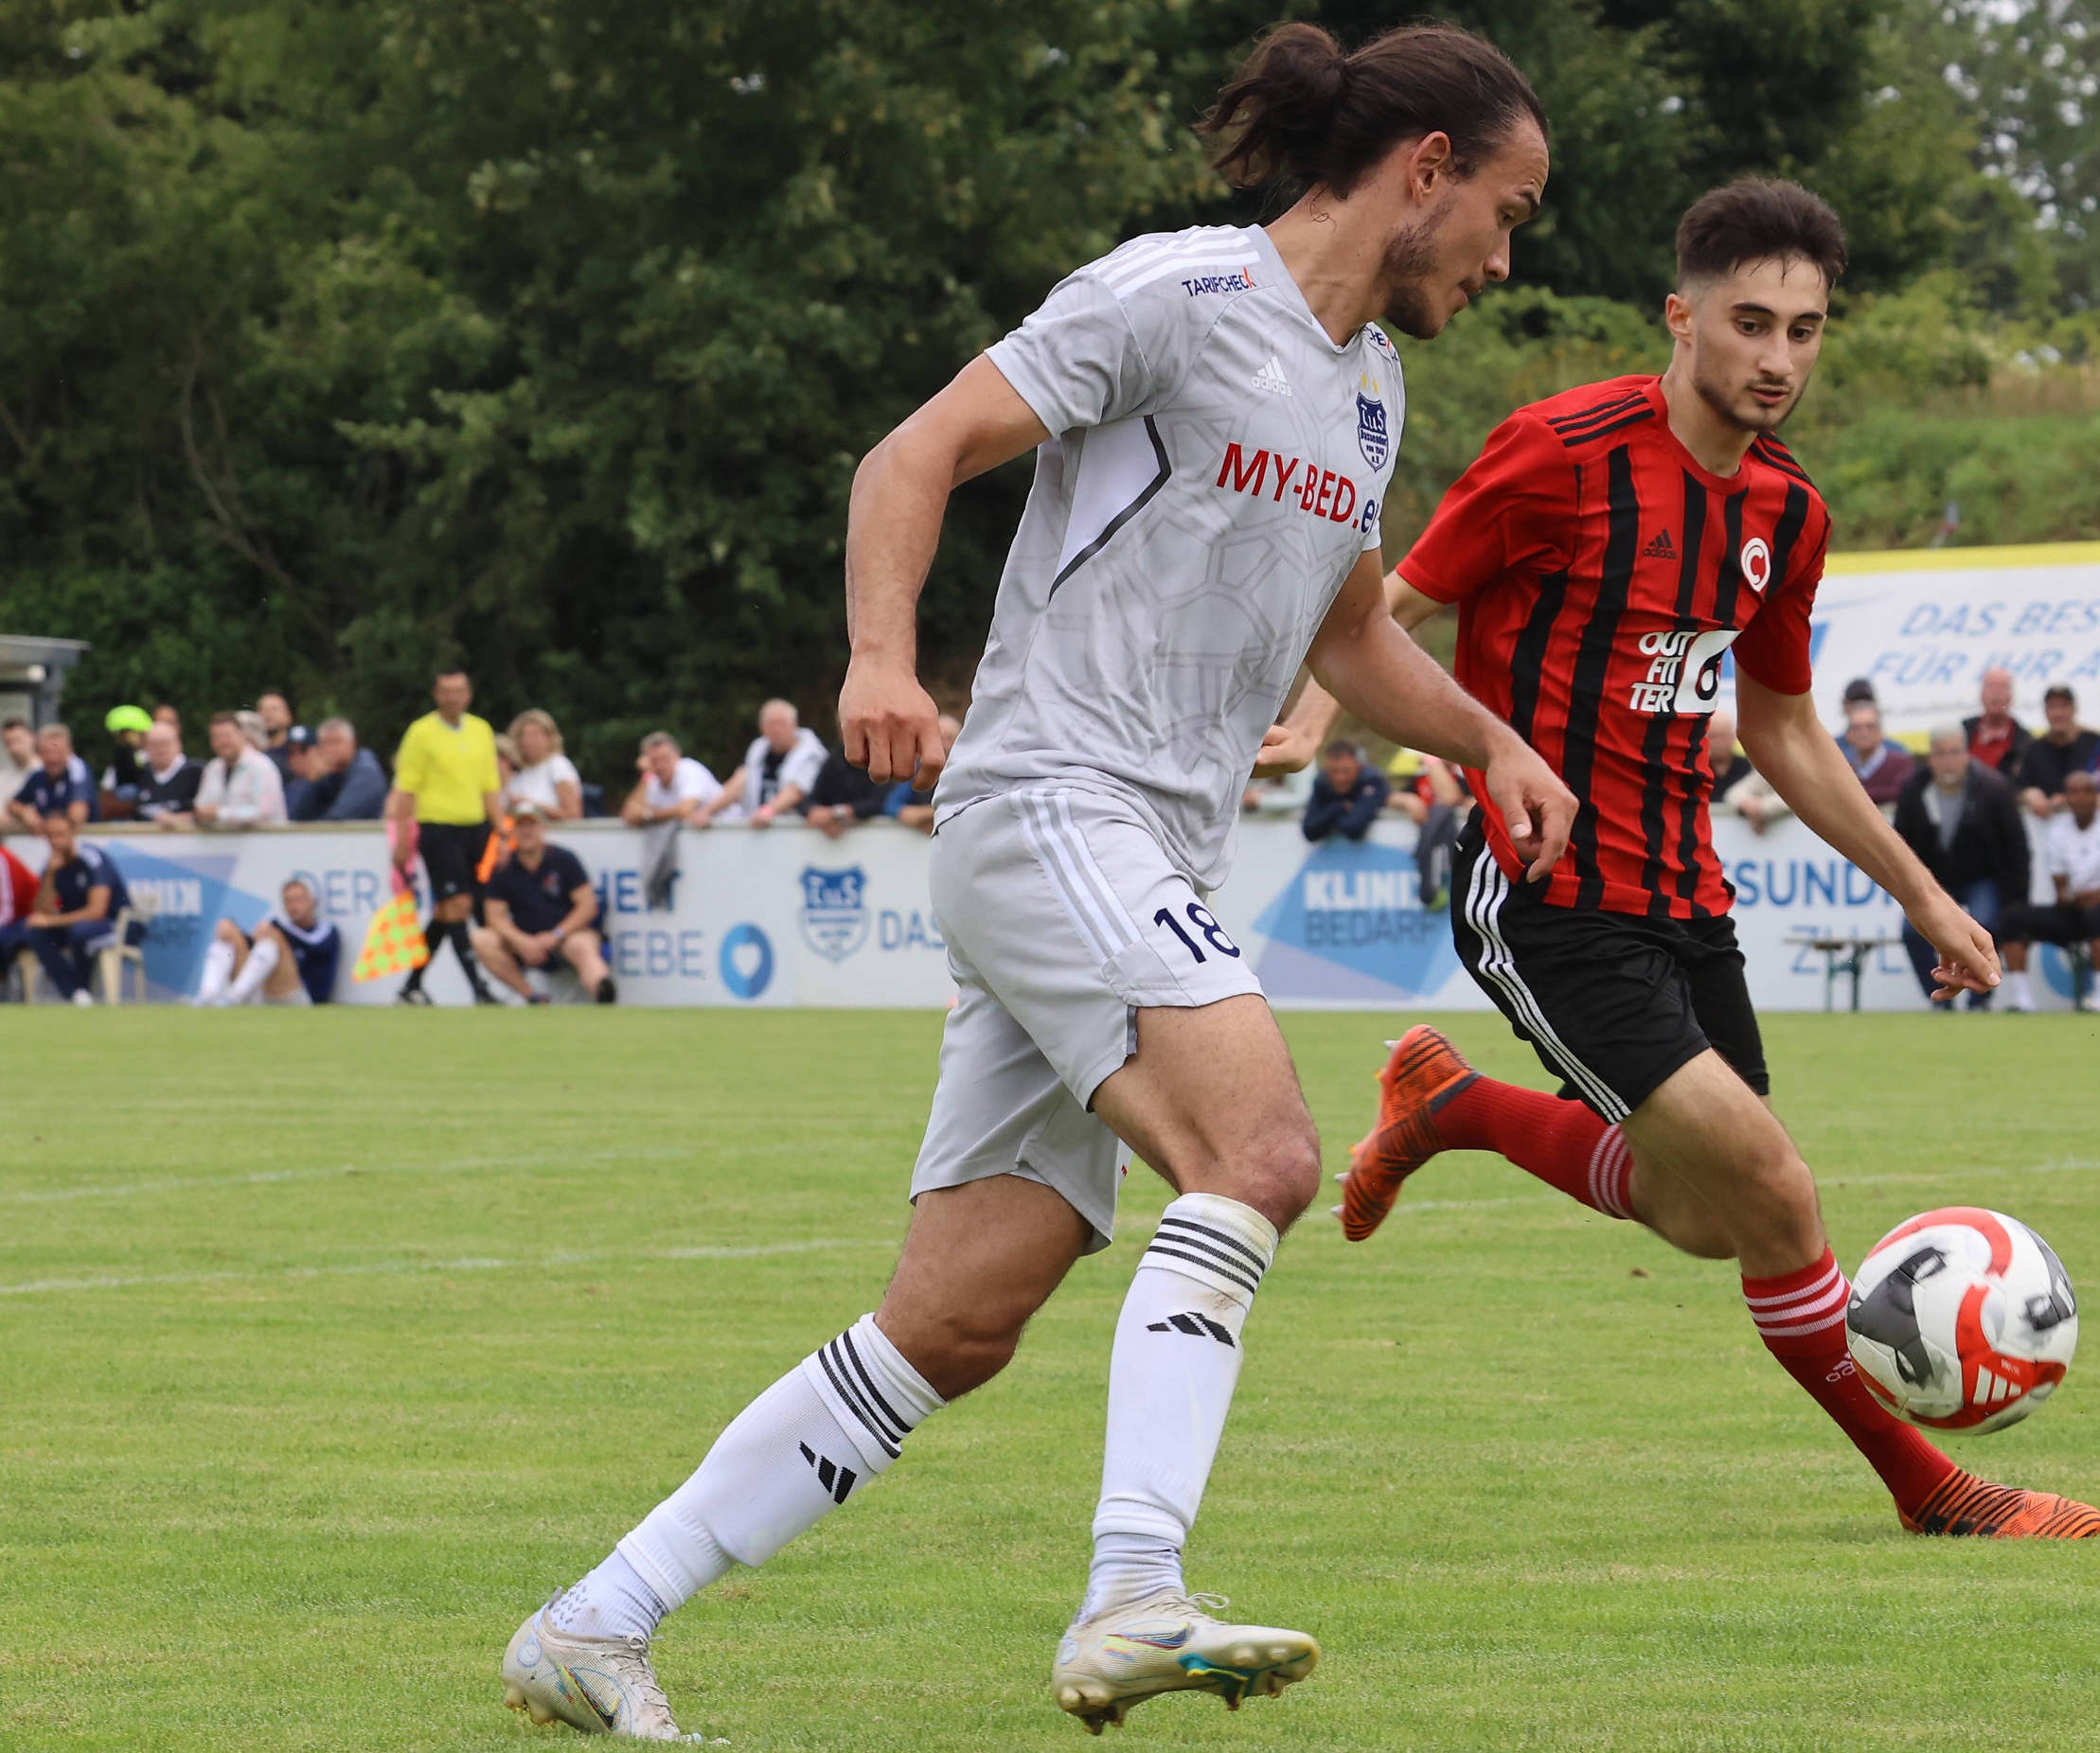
[99, 704, 155, 817]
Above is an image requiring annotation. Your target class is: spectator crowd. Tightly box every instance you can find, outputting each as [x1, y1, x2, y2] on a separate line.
[5, 663, 2097, 1009]
[1, 676, 961, 1007]
[1263, 664, 2100, 1012]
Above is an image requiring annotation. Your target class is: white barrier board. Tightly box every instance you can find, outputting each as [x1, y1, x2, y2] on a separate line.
[1801, 544, 2100, 736]
[9, 812, 2084, 1010]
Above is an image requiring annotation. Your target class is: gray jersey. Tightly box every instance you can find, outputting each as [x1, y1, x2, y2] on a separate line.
[935, 223, 1403, 890]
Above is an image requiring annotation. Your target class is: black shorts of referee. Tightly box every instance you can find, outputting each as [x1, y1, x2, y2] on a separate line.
[419, 821, 491, 906]
[1448, 814, 1769, 1124]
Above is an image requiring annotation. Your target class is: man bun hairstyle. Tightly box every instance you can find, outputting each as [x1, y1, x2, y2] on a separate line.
[1200, 21, 1545, 200]
[1677, 177, 1847, 290]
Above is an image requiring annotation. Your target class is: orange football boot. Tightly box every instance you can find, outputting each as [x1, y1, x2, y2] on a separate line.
[1900, 1469, 2100, 1538]
[1335, 1026, 1479, 1243]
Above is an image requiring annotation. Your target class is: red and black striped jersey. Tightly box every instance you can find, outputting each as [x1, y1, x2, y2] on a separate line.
[1402, 375, 1830, 919]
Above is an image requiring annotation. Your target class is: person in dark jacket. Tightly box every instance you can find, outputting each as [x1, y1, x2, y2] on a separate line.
[292, 717, 390, 822]
[1963, 666, 2033, 779]
[1841, 700, 1914, 806]
[2015, 683, 2100, 820]
[800, 746, 886, 840]
[1302, 741, 1389, 843]
[133, 720, 204, 823]
[1893, 725, 2029, 1008]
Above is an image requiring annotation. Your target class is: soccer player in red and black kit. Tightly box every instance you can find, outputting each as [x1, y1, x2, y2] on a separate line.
[1276, 177, 2097, 1539]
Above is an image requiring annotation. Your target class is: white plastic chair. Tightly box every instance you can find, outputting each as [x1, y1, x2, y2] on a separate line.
[96, 892, 157, 1004]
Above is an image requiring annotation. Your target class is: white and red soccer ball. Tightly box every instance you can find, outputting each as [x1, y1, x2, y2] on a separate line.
[1847, 1207, 2079, 1434]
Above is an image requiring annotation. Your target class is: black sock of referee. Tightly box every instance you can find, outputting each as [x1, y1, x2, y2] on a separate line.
[448, 919, 489, 992]
[402, 920, 445, 992]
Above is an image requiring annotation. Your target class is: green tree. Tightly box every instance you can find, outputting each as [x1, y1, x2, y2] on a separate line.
[1956, 0, 2100, 308]
[0, 0, 2089, 792]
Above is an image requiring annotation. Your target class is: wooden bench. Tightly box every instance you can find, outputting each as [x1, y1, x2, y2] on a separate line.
[1785, 931, 1903, 1013]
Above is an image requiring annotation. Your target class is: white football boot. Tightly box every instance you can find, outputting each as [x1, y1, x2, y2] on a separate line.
[502, 1594, 688, 1739]
[1052, 1590, 1319, 1734]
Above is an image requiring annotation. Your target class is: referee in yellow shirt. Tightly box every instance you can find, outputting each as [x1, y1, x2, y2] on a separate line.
[388, 669, 502, 1005]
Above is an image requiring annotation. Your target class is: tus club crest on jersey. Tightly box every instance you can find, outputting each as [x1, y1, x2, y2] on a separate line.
[1356, 376, 1389, 469]
[798, 866, 868, 962]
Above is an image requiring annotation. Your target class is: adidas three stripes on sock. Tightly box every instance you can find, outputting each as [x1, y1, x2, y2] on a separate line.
[561, 1194, 1285, 1641]
[561, 1315, 944, 1642]
[1086, 1193, 1279, 1618]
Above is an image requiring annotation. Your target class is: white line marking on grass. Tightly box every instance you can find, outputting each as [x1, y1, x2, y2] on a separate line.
[1821, 1157, 2100, 1192]
[0, 1238, 887, 1298]
[0, 1145, 698, 1207]
[1392, 1194, 1561, 1214]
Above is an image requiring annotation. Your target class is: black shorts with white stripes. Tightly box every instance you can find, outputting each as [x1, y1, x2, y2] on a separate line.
[1449, 816, 1769, 1124]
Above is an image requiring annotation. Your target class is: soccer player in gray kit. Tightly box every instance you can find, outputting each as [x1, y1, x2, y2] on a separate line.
[505, 21, 1573, 1738]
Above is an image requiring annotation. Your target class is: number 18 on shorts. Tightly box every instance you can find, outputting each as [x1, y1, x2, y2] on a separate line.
[907, 788, 1267, 1251]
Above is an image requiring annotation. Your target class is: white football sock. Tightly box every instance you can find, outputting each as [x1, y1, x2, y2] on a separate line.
[547, 1549, 667, 1642]
[193, 939, 236, 1006]
[2007, 970, 2034, 1007]
[224, 935, 279, 1005]
[602, 1315, 943, 1638]
[1084, 1193, 1278, 1619]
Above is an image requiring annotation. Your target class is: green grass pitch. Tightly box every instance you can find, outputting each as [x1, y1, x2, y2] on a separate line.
[4, 1007, 2098, 1751]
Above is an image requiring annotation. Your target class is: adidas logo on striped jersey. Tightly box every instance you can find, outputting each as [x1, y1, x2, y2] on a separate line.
[1147, 1311, 1237, 1346]
[1251, 356, 1291, 397]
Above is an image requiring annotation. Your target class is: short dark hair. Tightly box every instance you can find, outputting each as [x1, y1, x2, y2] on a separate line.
[1677, 178, 1846, 290]
[435, 667, 468, 683]
[1201, 22, 1545, 199]
[2045, 683, 2076, 705]
[1, 717, 24, 733]
[1323, 739, 1362, 760]
[209, 710, 240, 728]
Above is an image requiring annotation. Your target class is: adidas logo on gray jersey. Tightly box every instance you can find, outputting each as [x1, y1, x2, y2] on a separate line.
[1251, 357, 1291, 398]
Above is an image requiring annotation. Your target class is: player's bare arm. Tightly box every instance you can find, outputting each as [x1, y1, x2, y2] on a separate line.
[1306, 550, 1575, 877]
[841, 357, 1048, 788]
[1735, 670, 1998, 999]
[1258, 566, 1444, 774]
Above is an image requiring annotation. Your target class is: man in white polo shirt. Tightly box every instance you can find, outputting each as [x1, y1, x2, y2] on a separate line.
[2004, 769, 2100, 1011]
[189, 712, 287, 828]
[619, 732, 721, 826]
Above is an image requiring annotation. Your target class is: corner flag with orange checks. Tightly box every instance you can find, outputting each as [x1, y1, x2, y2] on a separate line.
[352, 889, 429, 983]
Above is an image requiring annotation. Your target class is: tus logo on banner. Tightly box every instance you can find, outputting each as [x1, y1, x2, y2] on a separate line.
[798, 866, 869, 962]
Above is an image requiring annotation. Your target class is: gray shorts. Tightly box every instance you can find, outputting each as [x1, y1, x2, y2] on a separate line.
[910, 787, 1266, 1252]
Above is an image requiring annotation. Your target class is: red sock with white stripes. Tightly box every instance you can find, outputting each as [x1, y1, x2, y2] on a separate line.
[1742, 1248, 1953, 1512]
[1434, 1079, 1636, 1220]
